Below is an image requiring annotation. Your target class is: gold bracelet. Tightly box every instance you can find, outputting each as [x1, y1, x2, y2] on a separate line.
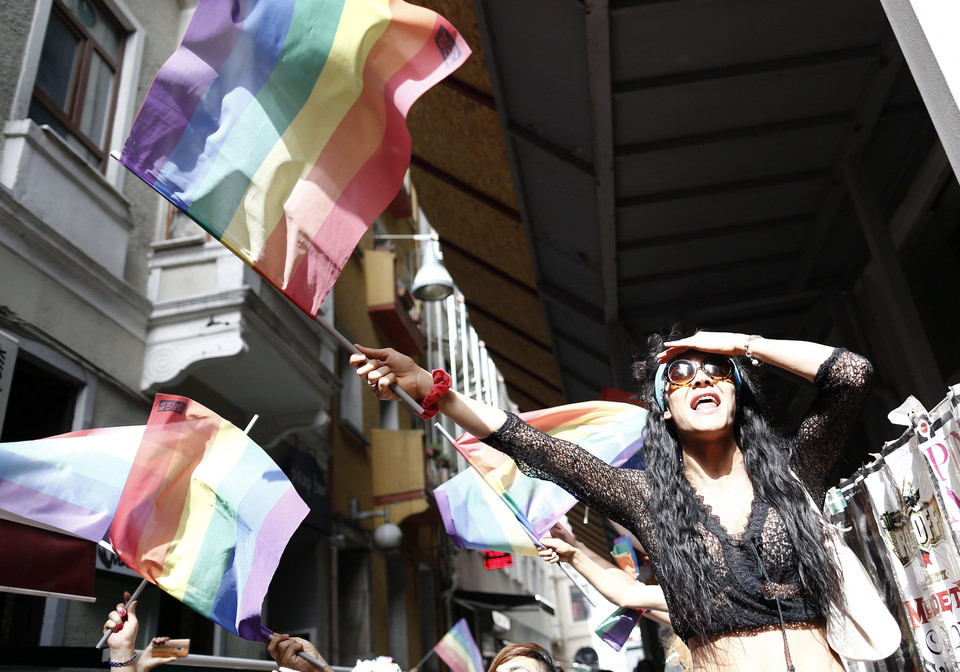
[744, 335, 763, 366]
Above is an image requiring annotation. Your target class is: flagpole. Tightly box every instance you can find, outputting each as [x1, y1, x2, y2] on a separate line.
[410, 647, 436, 672]
[313, 316, 425, 416]
[95, 578, 149, 648]
[433, 426, 597, 608]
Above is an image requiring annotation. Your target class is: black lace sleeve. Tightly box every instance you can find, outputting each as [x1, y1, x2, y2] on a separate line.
[790, 348, 873, 500]
[482, 414, 654, 547]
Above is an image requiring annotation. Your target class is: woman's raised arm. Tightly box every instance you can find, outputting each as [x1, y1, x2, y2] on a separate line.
[659, 331, 835, 382]
[351, 344, 507, 438]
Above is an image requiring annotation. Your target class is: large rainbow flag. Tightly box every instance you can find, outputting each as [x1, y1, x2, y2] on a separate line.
[118, 0, 470, 316]
[109, 394, 308, 640]
[0, 426, 143, 542]
[433, 618, 484, 672]
[434, 401, 646, 556]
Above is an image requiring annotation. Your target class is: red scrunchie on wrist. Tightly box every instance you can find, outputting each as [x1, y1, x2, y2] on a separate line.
[419, 369, 452, 419]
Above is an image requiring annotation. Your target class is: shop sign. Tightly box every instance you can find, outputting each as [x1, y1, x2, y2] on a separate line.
[95, 544, 139, 577]
[482, 550, 513, 570]
[287, 451, 333, 533]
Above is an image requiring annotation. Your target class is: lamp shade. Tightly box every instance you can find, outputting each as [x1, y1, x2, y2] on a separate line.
[373, 522, 403, 550]
[412, 246, 454, 300]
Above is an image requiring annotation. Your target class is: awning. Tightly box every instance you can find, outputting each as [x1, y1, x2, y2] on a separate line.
[452, 589, 555, 616]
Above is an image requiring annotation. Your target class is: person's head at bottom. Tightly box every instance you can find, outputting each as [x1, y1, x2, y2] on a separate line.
[488, 643, 564, 672]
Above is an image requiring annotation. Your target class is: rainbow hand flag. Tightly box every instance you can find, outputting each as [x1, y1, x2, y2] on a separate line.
[595, 608, 642, 652]
[433, 618, 484, 672]
[119, 0, 471, 316]
[109, 394, 308, 640]
[609, 534, 640, 579]
[595, 536, 644, 651]
[435, 401, 646, 556]
[0, 426, 143, 542]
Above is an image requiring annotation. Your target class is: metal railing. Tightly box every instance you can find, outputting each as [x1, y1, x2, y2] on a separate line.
[99, 649, 354, 671]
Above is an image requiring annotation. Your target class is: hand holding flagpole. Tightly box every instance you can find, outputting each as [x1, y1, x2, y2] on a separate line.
[95, 580, 149, 648]
[264, 631, 327, 670]
[314, 317, 425, 415]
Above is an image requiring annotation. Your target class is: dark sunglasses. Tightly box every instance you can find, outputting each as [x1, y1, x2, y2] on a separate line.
[665, 355, 736, 387]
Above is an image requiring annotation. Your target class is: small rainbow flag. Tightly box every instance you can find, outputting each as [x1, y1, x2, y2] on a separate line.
[0, 426, 143, 542]
[435, 401, 646, 556]
[109, 394, 308, 640]
[609, 534, 640, 579]
[595, 536, 644, 651]
[433, 618, 484, 672]
[118, 0, 470, 316]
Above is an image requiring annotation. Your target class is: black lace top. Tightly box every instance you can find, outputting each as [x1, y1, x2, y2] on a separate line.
[482, 348, 872, 643]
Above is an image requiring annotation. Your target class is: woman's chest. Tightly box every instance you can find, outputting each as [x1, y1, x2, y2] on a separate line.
[695, 475, 755, 537]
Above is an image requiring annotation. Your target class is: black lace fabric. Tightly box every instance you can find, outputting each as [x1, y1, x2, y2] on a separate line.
[482, 348, 872, 642]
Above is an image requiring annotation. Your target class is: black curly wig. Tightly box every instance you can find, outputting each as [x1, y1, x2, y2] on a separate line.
[631, 326, 843, 641]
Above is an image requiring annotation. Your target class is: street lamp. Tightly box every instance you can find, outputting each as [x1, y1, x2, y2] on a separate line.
[373, 233, 455, 301]
[411, 240, 454, 301]
[349, 497, 403, 550]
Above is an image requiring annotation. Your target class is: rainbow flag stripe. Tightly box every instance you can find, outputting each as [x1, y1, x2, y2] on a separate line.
[109, 394, 308, 640]
[119, 0, 470, 316]
[0, 426, 143, 542]
[435, 401, 646, 556]
[433, 618, 484, 672]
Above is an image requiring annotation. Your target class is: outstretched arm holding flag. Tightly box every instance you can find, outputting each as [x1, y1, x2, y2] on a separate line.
[352, 345, 507, 438]
[538, 523, 670, 623]
[538, 537, 669, 620]
[351, 344, 645, 537]
[539, 524, 670, 651]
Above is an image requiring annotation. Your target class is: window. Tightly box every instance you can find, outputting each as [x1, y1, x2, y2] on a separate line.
[163, 202, 210, 241]
[570, 586, 591, 622]
[0, 332, 96, 443]
[28, 0, 125, 172]
[0, 356, 79, 442]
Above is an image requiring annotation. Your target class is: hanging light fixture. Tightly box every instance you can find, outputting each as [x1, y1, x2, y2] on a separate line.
[411, 240, 454, 301]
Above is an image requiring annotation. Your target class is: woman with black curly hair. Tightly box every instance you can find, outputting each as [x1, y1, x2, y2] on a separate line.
[352, 330, 874, 671]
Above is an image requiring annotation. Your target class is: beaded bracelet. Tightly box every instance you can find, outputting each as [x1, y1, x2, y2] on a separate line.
[419, 369, 452, 419]
[108, 652, 138, 667]
[744, 334, 763, 366]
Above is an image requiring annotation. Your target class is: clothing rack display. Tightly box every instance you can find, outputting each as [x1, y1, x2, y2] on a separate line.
[828, 384, 960, 671]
